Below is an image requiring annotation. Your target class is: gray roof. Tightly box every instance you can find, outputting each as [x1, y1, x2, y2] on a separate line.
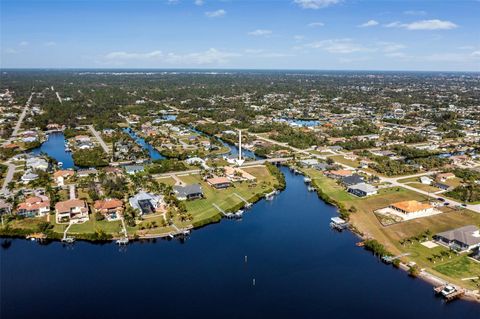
[174, 184, 203, 197]
[341, 174, 364, 186]
[436, 225, 480, 246]
[348, 183, 377, 193]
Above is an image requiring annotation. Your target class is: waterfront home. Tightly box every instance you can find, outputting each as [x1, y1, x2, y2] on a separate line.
[299, 159, 319, 168]
[313, 163, 331, 171]
[173, 184, 204, 201]
[325, 169, 353, 179]
[433, 182, 451, 191]
[129, 191, 165, 215]
[207, 177, 231, 189]
[26, 157, 49, 171]
[77, 168, 98, 178]
[347, 183, 378, 197]
[340, 174, 365, 186]
[434, 225, 480, 252]
[0, 199, 12, 215]
[21, 170, 39, 183]
[17, 195, 50, 217]
[53, 170, 75, 187]
[390, 200, 433, 215]
[55, 199, 89, 224]
[93, 198, 124, 220]
[125, 165, 144, 175]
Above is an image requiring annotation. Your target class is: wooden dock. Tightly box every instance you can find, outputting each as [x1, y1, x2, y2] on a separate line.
[433, 285, 465, 302]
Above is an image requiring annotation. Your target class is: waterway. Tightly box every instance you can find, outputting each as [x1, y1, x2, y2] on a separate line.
[29, 132, 75, 169]
[123, 128, 165, 160]
[1, 168, 478, 319]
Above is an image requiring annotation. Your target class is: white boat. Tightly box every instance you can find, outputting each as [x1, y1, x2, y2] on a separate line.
[58, 162, 63, 167]
[441, 285, 456, 297]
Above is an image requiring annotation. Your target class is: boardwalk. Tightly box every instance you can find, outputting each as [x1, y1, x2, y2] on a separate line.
[88, 125, 110, 154]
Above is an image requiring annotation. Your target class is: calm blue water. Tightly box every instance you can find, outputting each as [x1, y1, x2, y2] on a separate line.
[191, 127, 261, 160]
[1, 168, 478, 319]
[30, 132, 75, 169]
[123, 128, 165, 160]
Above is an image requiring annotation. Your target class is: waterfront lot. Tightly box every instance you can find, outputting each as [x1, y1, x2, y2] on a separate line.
[175, 166, 277, 227]
[302, 167, 480, 289]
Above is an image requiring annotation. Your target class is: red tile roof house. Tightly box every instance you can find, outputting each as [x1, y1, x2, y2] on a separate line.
[53, 170, 75, 187]
[324, 169, 354, 179]
[93, 198, 124, 221]
[55, 199, 89, 224]
[17, 195, 50, 217]
[207, 177, 231, 189]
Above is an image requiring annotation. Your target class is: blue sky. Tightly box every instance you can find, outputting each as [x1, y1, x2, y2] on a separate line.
[1, 0, 479, 71]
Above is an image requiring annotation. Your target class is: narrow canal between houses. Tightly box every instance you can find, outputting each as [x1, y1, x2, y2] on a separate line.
[1, 168, 478, 319]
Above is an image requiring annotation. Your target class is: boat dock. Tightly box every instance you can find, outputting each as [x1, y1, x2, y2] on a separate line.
[265, 190, 277, 201]
[213, 203, 243, 219]
[433, 285, 466, 302]
[61, 222, 75, 244]
[330, 217, 348, 230]
[382, 253, 411, 264]
[234, 193, 252, 209]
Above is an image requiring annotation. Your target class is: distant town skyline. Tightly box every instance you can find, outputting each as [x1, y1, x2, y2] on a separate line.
[1, 0, 479, 71]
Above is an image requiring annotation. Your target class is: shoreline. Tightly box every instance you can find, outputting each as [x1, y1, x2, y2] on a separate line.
[297, 165, 480, 304]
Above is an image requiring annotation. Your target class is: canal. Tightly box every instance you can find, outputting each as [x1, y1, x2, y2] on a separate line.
[1, 168, 478, 319]
[30, 132, 75, 169]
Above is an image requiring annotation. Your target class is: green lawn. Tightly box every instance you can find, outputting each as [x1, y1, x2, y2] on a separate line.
[434, 256, 480, 282]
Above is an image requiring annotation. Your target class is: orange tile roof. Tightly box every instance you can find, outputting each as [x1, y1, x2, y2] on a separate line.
[55, 199, 87, 213]
[327, 170, 353, 177]
[391, 200, 432, 213]
[94, 199, 123, 210]
[207, 177, 230, 185]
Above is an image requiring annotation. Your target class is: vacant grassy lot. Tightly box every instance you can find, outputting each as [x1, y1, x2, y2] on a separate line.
[302, 166, 480, 289]
[176, 166, 277, 227]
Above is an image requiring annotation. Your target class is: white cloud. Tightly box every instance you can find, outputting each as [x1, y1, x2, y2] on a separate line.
[103, 48, 240, 65]
[294, 0, 341, 9]
[248, 29, 272, 36]
[205, 9, 226, 18]
[294, 35, 305, 41]
[306, 39, 372, 54]
[471, 51, 480, 58]
[19, 41, 29, 46]
[44, 41, 57, 47]
[385, 19, 458, 30]
[308, 22, 325, 27]
[4, 48, 18, 54]
[194, 0, 204, 5]
[359, 20, 379, 27]
[404, 10, 427, 16]
[378, 42, 406, 52]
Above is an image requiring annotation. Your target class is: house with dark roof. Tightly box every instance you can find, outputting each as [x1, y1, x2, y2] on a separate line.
[434, 225, 480, 252]
[173, 184, 203, 201]
[347, 183, 378, 197]
[340, 174, 365, 186]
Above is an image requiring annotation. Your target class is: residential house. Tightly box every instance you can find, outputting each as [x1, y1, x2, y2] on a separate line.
[436, 172, 455, 183]
[389, 200, 434, 217]
[93, 198, 124, 220]
[207, 177, 231, 189]
[55, 199, 89, 224]
[348, 183, 378, 197]
[173, 184, 204, 201]
[17, 195, 50, 217]
[434, 225, 480, 252]
[125, 165, 144, 175]
[325, 170, 353, 179]
[129, 191, 165, 215]
[340, 174, 365, 186]
[0, 199, 12, 215]
[53, 170, 75, 187]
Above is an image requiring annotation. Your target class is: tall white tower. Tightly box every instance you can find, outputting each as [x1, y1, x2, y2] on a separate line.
[236, 129, 244, 166]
